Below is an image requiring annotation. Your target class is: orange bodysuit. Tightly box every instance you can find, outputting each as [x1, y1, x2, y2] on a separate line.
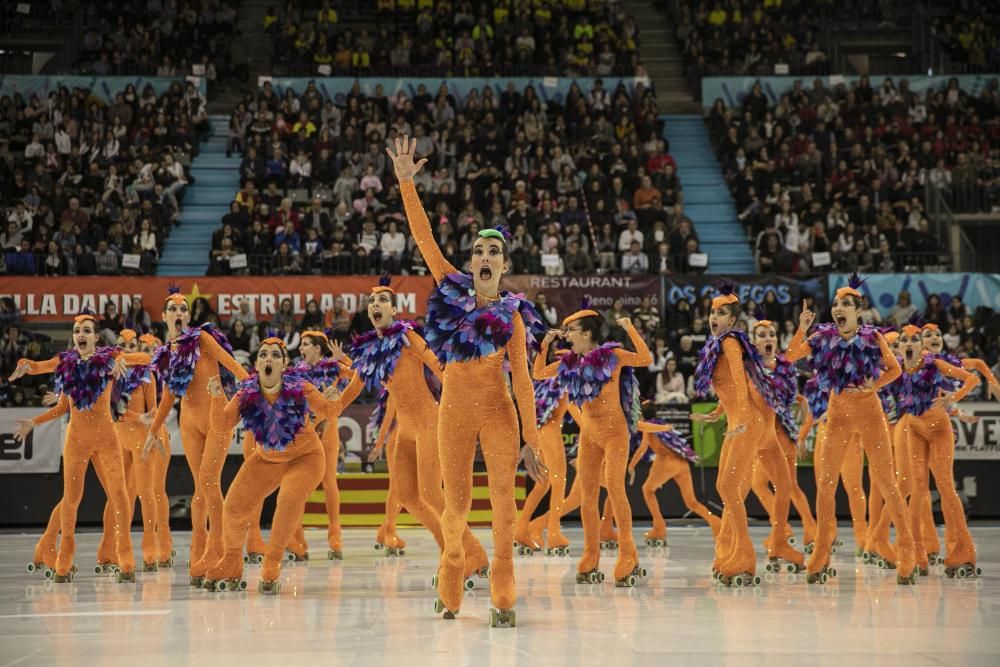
[401, 179, 541, 616]
[20, 351, 149, 579]
[205, 378, 354, 588]
[533, 324, 652, 582]
[148, 329, 249, 577]
[704, 337, 778, 579]
[628, 420, 720, 542]
[785, 327, 914, 579]
[247, 358, 361, 560]
[536, 457, 619, 546]
[513, 385, 578, 552]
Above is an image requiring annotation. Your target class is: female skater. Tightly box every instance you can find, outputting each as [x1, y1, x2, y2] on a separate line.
[786, 275, 916, 585]
[138, 332, 174, 566]
[202, 338, 354, 594]
[392, 135, 545, 627]
[533, 308, 651, 587]
[628, 401, 720, 546]
[143, 290, 249, 585]
[690, 283, 785, 586]
[352, 275, 490, 583]
[10, 312, 149, 583]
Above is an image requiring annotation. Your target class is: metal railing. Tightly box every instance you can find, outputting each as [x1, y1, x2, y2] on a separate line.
[925, 182, 979, 272]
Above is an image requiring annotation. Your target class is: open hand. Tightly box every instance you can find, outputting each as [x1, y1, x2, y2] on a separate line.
[367, 444, 384, 463]
[8, 360, 29, 382]
[955, 411, 980, 424]
[112, 356, 129, 380]
[520, 445, 547, 484]
[330, 340, 346, 363]
[628, 468, 636, 486]
[142, 432, 165, 460]
[386, 135, 428, 181]
[616, 317, 632, 329]
[13, 419, 33, 443]
[41, 392, 59, 407]
[323, 384, 341, 401]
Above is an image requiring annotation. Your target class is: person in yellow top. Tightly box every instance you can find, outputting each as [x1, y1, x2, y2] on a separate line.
[263, 7, 278, 33]
[352, 48, 371, 68]
[708, 6, 727, 25]
[292, 113, 316, 137]
[317, 1, 338, 32]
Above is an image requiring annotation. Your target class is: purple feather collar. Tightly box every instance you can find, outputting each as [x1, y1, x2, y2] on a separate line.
[55, 347, 117, 411]
[895, 354, 950, 418]
[645, 418, 699, 463]
[693, 330, 782, 412]
[351, 320, 418, 392]
[237, 373, 308, 452]
[557, 343, 620, 407]
[807, 324, 886, 395]
[534, 377, 569, 428]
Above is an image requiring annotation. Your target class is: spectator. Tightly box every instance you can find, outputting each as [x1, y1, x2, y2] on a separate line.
[231, 298, 258, 330]
[889, 291, 918, 326]
[98, 302, 124, 343]
[655, 358, 687, 404]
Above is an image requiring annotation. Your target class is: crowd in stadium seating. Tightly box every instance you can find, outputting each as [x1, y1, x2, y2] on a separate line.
[209, 78, 703, 276]
[0, 82, 209, 277]
[671, 0, 829, 96]
[706, 75, 999, 273]
[75, 0, 239, 92]
[929, 1, 1000, 72]
[271, 0, 642, 77]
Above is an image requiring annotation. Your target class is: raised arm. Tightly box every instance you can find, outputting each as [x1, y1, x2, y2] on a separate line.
[32, 394, 71, 426]
[935, 359, 980, 403]
[200, 332, 250, 382]
[508, 312, 540, 447]
[117, 352, 152, 366]
[405, 329, 443, 379]
[872, 332, 901, 391]
[532, 336, 560, 380]
[13, 356, 59, 377]
[148, 386, 176, 434]
[962, 358, 1000, 393]
[121, 380, 155, 423]
[389, 135, 455, 282]
[305, 380, 356, 420]
[615, 318, 653, 367]
[785, 301, 816, 363]
[638, 421, 673, 433]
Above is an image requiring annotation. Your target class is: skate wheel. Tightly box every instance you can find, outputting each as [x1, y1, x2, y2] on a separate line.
[765, 562, 776, 573]
[374, 544, 383, 551]
[243, 555, 249, 564]
[957, 567, 967, 578]
[26, 562, 36, 574]
[95, 565, 104, 575]
[433, 599, 444, 613]
[327, 550, 343, 561]
[190, 576, 204, 587]
[216, 580, 228, 592]
[478, 567, 491, 578]
[829, 568, 837, 578]
[44, 568, 54, 579]
[819, 573, 828, 584]
[788, 536, 797, 546]
[588, 572, 599, 584]
[239, 580, 247, 591]
[464, 578, 475, 591]
[752, 575, 761, 586]
[975, 567, 982, 577]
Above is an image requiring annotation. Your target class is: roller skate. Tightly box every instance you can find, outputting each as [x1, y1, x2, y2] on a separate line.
[94, 561, 118, 575]
[944, 563, 981, 579]
[719, 572, 761, 588]
[644, 528, 667, 548]
[142, 561, 159, 572]
[25, 561, 45, 575]
[258, 580, 281, 594]
[545, 543, 571, 556]
[830, 539, 844, 554]
[806, 566, 838, 584]
[489, 608, 516, 628]
[804, 542, 815, 555]
[615, 565, 647, 588]
[599, 539, 619, 551]
[213, 578, 248, 592]
[52, 568, 76, 584]
[157, 556, 175, 568]
[575, 568, 605, 584]
[513, 542, 535, 556]
[927, 552, 944, 566]
[896, 570, 918, 585]
[45, 564, 76, 580]
[327, 549, 344, 560]
[434, 598, 458, 620]
[285, 550, 309, 562]
[243, 552, 264, 565]
[513, 531, 537, 555]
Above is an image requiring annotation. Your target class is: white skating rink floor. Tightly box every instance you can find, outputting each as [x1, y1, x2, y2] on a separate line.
[1, 524, 998, 666]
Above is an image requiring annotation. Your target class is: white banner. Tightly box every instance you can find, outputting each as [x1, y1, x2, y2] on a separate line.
[953, 402, 1000, 460]
[0, 408, 64, 474]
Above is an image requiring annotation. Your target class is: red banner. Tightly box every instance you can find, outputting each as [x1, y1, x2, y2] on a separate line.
[505, 274, 661, 322]
[1, 276, 435, 323]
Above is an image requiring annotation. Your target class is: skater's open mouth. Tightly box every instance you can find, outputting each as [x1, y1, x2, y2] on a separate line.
[372, 310, 383, 322]
[478, 266, 493, 282]
[76, 337, 88, 346]
[905, 348, 915, 362]
[710, 322, 719, 335]
[263, 364, 273, 377]
[174, 318, 182, 329]
[835, 315, 847, 328]
[765, 343, 774, 356]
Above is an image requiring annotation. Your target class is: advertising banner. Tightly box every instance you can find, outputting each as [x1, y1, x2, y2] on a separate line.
[828, 273, 1000, 314]
[505, 274, 661, 323]
[0, 408, 63, 474]
[0, 276, 435, 323]
[953, 402, 1000, 460]
[663, 274, 828, 312]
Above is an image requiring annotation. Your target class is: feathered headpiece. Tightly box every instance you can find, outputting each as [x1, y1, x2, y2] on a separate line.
[301, 329, 329, 343]
[260, 336, 287, 349]
[118, 329, 137, 343]
[752, 306, 774, 331]
[139, 333, 161, 348]
[902, 313, 924, 337]
[884, 330, 900, 345]
[711, 278, 739, 310]
[164, 283, 186, 306]
[478, 225, 512, 243]
[371, 271, 395, 295]
[561, 296, 599, 327]
[74, 308, 98, 324]
[835, 272, 866, 301]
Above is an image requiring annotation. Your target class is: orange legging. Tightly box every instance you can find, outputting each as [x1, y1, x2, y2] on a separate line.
[152, 425, 173, 563]
[514, 398, 575, 550]
[534, 324, 652, 581]
[628, 425, 720, 541]
[751, 427, 817, 547]
[800, 411, 866, 550]
[206, 380, 351, 585]
[148, 331, 249, 574]
[539, 462, 618, 542]
[786, 328, 914, 577]
[23, 362, 137, 578]
[865, 420, 904, 562]
[402, 178, 540, 614]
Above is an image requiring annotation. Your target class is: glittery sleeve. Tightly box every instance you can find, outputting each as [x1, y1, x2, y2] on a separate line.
[796, 395, 814, 450]
[118, 352, 152, 366]
[221, 391, 242, 431]
[306, 378, 357, 420]
[567, 402, 583, 422]
[638, 421, 673, 433]
[784, 327, 811, 362]
[339, 369, 363, 408]
[615, 321, 654, 367]
[21, 357, 59, 375]
[148, 386, 176, 434]
[405, 329, 443, 380]
[400, 179, 456, 282]
[32, 394, 71, 425]
[872, 332, 901, 392]
[628, 433, 651, 472]
[509, 312, 540, 446]
[721, 336, 750, 422]
[962, 358, 1000, 390]
[936, 359, 980, 402]
[200, 332, 250, 382]
[532, 338, 560, 380]
[374, 392, 397, 450]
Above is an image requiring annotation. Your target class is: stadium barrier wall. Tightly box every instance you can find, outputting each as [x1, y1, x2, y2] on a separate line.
[0, 74, 208, 102]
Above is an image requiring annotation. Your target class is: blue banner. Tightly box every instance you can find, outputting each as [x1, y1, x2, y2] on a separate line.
[701, 74, 1000, 109]
[828, 273, 1000, 313]
[258, 76, 647, 107]
[663, 274, 828, 311]
[0, 75, 207, 103]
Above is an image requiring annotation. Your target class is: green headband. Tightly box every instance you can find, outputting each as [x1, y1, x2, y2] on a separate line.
[478, 229, 506, 242]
